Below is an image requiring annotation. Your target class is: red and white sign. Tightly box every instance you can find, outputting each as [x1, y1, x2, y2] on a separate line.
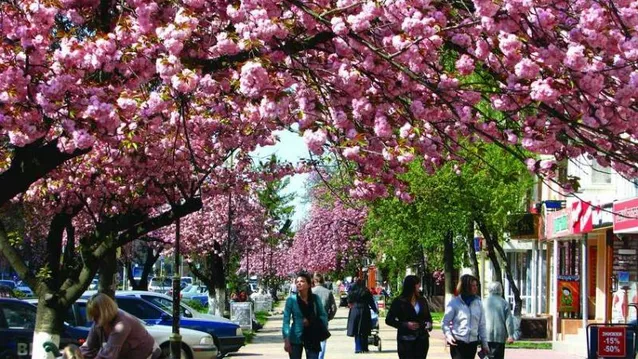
[597, 327, 626, 358]
[572, 200, 593, 234]
[613, 197, 638, 234]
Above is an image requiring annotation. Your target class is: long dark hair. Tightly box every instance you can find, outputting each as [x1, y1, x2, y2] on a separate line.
[400, 275, 421, 299]
[296, 271, 312, 297]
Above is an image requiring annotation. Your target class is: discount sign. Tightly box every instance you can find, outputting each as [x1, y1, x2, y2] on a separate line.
[598, 327, 627, 357]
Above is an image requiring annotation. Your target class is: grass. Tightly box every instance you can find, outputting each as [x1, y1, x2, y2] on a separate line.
[506, 341, 552, 350]
[243, 311, 271, 344]
[432, 311, 444, 329]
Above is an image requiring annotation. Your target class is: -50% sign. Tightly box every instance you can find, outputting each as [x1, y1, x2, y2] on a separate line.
[598, 327, 627, 358]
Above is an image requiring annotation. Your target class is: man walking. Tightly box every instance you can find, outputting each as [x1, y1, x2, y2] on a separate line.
[312, 273, 338, 359]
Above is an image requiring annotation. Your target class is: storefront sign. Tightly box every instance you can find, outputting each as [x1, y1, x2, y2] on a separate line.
[507, 213, 539, 239]
[557, 276, 580, 312]
[593, 202, 614, 229]
[614, 197, 638, 234]
[572, 200, 593, 234]
[545, 208, 574, 239]
[597, 327, 626, 358]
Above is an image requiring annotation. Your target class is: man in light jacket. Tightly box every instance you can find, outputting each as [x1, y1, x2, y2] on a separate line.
[312, 273, 337, 359]
[483, 282, 515, 359]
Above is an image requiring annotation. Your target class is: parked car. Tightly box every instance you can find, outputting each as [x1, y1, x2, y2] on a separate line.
[181, 285, 210, 305]
[25, 298, 218, 359]
[0, 280, 16, 289]
[83, 291, 244, 356]
[0, 298, 87, 358]
[149, 277, 173, 293]
[13, 283, 33, 297]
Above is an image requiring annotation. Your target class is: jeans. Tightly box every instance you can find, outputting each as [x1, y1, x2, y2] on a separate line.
[289, 343, 319, 359]
[354, 335, 368, 352]
[449, 340, 479, 359]
[488, 342, 505, 359]
[318, 340, 326, 359]
[398, 337, 429, 359]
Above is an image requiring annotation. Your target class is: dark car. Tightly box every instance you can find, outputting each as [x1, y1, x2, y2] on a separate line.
[0, 298, 88, 358]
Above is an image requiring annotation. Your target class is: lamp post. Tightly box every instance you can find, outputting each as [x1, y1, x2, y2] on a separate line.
[170, 217, 182, 359]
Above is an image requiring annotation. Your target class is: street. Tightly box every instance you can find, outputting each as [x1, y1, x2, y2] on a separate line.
[230, 304, 586, 359]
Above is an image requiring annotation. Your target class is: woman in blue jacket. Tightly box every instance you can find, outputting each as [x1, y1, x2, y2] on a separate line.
[283, 272, 329, 359]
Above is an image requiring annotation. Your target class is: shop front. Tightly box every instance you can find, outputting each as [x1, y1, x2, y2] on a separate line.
[612, 197, 638, 324]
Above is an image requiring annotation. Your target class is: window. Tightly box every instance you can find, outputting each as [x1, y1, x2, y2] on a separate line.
[142, 295, 191, 318]
[591, 160, 612, 184]
[1, 302, 35, 329]
[115, 298, 164, 320]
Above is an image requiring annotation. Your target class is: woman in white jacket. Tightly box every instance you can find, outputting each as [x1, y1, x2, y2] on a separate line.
[442, 275, 490, 359]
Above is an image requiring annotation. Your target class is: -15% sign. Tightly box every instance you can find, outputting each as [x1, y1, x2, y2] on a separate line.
[598, 327, 627, 358]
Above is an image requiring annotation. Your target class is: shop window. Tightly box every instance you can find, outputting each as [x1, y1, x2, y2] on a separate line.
[591, 160, 611, 184]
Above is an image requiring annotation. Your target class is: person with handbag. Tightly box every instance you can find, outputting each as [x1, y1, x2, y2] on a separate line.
[385, 275, 433, 359]
[312, 273, 338, 359]
[346, 273, 378, 353]
[442, 274, 490, 359]
[283, 271, 330, 359]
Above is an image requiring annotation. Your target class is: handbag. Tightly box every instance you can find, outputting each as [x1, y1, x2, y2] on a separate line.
[313, 297, 332, 341]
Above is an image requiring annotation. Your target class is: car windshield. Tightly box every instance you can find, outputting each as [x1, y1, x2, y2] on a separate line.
[150, 278, 171, 287]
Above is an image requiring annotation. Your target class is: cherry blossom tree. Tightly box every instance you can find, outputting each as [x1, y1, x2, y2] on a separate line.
[2, 0, 638, 356]
[151, 189, 271, 316]
[284, 191, 368, 275]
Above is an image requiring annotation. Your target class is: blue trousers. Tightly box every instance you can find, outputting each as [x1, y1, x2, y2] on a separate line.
[289, 343, 319, 359]
[318, 340, 326, 359]
[354, 335, 368, 352]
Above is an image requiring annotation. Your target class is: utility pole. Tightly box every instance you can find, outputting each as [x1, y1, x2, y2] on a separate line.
[170, 217, 182, 359]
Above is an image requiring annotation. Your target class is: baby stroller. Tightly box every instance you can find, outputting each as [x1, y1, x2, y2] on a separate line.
[368, 309, 382, 351]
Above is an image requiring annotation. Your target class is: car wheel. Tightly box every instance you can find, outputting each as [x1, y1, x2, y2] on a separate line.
[160, 343, 192, 359]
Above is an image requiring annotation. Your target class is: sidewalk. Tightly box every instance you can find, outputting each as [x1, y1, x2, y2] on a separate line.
[230, 304, 585, 359]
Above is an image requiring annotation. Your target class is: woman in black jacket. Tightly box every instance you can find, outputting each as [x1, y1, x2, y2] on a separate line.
[346, 275, 378, 353]
[385, 275, 433, 359]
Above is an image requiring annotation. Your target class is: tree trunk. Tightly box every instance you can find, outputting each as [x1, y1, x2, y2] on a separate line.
[443, 230, 455, 304]
[98, 248, 118, 298]
[492, 234, 524, 317]
[189, 242, 227, 317]
[477, 221, 503, 289]
[127, 244, 160, 290]
[466, 235, 480, 285]
[32, 299, 66, 359]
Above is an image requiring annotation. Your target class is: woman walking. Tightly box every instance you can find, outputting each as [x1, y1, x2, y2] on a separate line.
[483, 282, 515, 359]
[346, 274, 378, 353]
[283, 271, 329, 359]
[442, 274, 490, 359]
[385, 275, 433, 359]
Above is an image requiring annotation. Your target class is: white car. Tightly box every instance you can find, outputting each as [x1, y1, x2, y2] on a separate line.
[24, 298, 218, 359]
[181, 284, 209, 300]
[148, 277, 173, 293]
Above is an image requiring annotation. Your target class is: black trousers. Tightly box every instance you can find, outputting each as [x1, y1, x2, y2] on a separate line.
[397, 337, 429, 359]
[488, 342, 505, 359]
[449, 340, 478, 359]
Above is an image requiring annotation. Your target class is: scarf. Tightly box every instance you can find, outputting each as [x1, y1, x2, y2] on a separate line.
[461, 294, 476, 307]
[297, 293, 321, 351]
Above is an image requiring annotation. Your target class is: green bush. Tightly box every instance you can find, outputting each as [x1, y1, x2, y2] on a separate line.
[185, 299, 207, 313]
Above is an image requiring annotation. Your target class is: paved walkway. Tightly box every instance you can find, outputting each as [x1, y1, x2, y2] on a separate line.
[230, 304, 586, 359]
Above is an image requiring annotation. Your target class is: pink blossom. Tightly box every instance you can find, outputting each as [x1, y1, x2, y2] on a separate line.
[239, 62, 269, 98]
[171, 69, 199, 93]
[564, 45, 588, 71]
[530, 78, 560, 103]
[514, 58, 540, 79]
[455, 54, 475, 75]
[303, 129, 327, 155]
[374, 115, 392, 138]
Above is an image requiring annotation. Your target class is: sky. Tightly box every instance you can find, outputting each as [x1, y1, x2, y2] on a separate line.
[251, 129, 311, 227]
